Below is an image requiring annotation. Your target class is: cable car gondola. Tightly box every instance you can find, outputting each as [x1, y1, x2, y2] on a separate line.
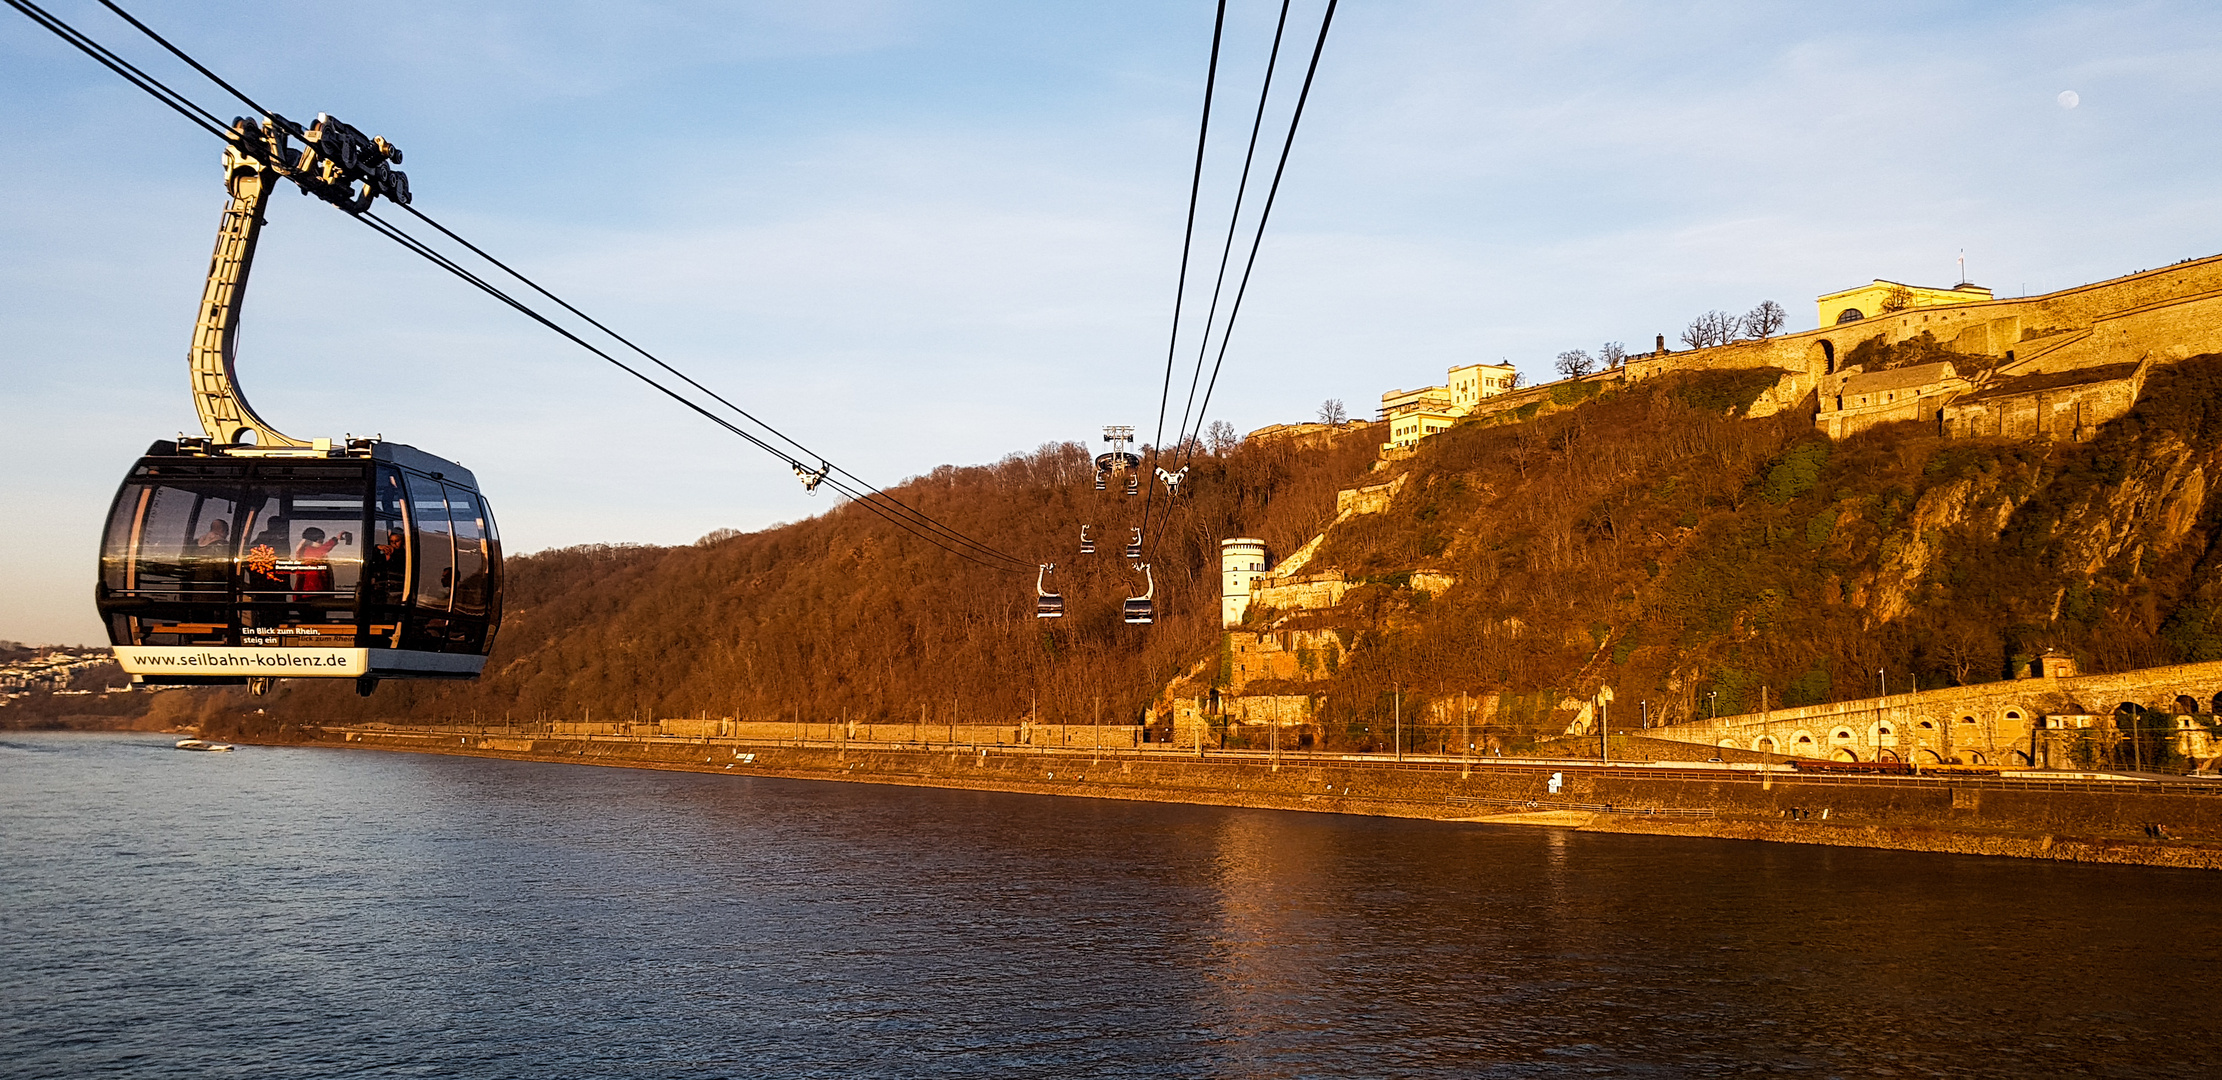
[1079, 525, 1094, 555]
[94, 114, 501, 697]
[1123, 563, 1156, 625]
[1125, 473, 1140, 496]
[1035, 564, 1064, 618]
[1125, 527, 1143, 560]
[1094, 450, 1140, 495]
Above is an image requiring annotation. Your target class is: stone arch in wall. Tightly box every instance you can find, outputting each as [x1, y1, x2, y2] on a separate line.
[1832, 727, 1856, 743]
[1791, 731, 1819, 756]
[1717, 739, 1739, 749]
[2210, 691, 2222, 714]
[1959, 714, 1979, 727]
[1753, 736, 1778, 754]
[1878, 749, 1901, 763]
[2002, 709, 2024, 726]
[1916, 748, 1944, 764]
[2010, 749, 2032, 766]
[2177, 694, 2200, 715]
[1836, 308, 1865, 324]
[1813, 339, 1838, 375]
[1831, 747, 1859, 762]
[1962, 750, 1989, 765]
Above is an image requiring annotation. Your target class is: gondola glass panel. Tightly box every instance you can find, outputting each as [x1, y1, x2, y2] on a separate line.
[367, 466, 410, 609]
[446, 483, 488, 619]
[407, 472, 454, 610]
[236, 467, 366, 646]
[404, 471, 454, 649]
[478, 494, 503, 652]
[99, 465, 245, 645]
[441, 481, 492, 651]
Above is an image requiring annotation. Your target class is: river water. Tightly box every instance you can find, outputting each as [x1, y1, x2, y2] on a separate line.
[3, 732, 2217, 1078]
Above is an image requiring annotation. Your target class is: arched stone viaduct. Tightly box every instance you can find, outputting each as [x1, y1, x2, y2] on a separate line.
[1645, 658, 2222, 768]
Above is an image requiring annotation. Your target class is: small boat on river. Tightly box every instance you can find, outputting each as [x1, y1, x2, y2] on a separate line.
[174, 739, 235, 752]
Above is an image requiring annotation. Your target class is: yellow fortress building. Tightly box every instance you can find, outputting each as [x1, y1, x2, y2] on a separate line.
[1379, 361, 1518, 450]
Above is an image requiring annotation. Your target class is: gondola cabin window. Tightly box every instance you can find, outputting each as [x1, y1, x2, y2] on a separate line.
[236, 466, 365, 598]
[101, 464, 245, 601]
[368, 467, 410, 606]
[407, 472, 455, 611]
[446, 484, 490, 619]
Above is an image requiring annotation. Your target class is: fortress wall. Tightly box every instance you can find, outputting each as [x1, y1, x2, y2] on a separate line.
[1226, 695, 1316, 724]
[1617, 255, 2222, 395]
[2087, 289, 2222, 362]
[1645, 658, 2222, 764]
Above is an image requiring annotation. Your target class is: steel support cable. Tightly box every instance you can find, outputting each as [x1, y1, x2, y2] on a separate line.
[356, 211, 1029, 574]
[3, 0, 231, 138]
[93, 0, 277, 123]
[1135, 0, 1229, 566]
[1140, 0, 1336, 569]
[1171, 0, 1338, 489]
[81, 0, 1033, 575]
[388, 202, 1029, 571]
[1168, 0, 1292, 479]
[18, 0, 1036, 575]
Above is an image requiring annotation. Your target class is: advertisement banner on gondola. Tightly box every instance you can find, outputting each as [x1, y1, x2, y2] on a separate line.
[113, 646, 369, 677]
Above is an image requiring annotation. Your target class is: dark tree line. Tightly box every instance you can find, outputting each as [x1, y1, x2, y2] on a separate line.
[178, 430, 1384, 732]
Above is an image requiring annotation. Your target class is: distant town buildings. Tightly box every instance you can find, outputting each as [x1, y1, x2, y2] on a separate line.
[0, 647, 122, 703]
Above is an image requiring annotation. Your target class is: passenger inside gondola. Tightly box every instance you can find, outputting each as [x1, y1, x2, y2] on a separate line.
[195, 518, 231, 555]
[294, 527, 350, 592]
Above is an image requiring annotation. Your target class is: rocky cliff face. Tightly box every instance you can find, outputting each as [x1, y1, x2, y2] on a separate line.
[1209, 356, 2222, 744]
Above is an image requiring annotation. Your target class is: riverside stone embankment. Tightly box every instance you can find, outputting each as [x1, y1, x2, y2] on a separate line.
[295, 725, 2222, 870]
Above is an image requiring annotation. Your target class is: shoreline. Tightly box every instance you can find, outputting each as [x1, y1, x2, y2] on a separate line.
[265, 725, 2222, 870]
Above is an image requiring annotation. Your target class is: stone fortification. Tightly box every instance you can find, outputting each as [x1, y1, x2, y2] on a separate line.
[1346, 255, 2222, 445]
[1608, 254, 2222, 440]
[1643, 657, 2222, 768]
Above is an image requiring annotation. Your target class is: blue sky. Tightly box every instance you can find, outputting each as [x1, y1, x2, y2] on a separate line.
[6, 1, 2222, 644]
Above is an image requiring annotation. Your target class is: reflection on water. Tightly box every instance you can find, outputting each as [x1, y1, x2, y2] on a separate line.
[4, 732, 2218, 1078]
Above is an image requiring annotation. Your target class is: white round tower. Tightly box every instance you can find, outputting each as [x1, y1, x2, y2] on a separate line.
[1220, 538, 1269, 628]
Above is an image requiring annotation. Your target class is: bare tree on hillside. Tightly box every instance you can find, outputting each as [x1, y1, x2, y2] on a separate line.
[1743, 300, 1787, 339]
[1318, 399, 1347, 425]
[1600, 341, 1627, 368]
[1205, 420, 1239, 454]
[1680, 310, 1743, 349]
[1555, 349, 1596, 379]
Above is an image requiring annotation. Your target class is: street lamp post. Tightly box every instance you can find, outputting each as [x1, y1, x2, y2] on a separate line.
[1394, 684, 1402, 762]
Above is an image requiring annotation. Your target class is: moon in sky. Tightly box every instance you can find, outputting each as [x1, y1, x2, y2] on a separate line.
[2059, 90, 2081, 109]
